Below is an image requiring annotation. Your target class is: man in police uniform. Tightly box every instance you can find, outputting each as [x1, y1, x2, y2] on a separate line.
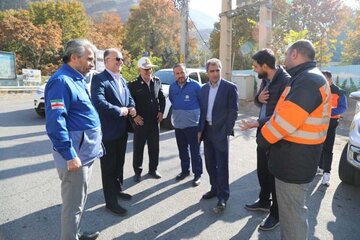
[128, 57, 166, 182]
[45, 39, 103, 240]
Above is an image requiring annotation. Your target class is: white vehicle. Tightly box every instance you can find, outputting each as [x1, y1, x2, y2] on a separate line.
[339, 91, 360, 186]
[154, 68, 208, 129]
[34, 82, 46, 117]
[34, 70, 98, 117]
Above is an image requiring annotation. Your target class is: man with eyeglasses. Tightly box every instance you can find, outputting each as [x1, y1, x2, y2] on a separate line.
[198, 58, 239, 214]
[91, 48, 136, 216]
[128, 57, 166, 183]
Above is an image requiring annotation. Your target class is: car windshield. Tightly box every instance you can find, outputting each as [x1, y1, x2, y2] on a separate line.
[154, 70, 176, 85]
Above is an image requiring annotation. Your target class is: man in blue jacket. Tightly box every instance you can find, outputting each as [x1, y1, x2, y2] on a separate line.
[169, 64, 202, 186]
[45, 39, 103, 240]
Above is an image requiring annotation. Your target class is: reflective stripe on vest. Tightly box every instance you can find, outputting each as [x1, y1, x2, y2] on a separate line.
[262, 83, 330, 145]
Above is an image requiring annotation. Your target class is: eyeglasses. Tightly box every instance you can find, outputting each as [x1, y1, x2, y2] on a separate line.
[143, 68, 152, 72]
[107, 57, 124, 62]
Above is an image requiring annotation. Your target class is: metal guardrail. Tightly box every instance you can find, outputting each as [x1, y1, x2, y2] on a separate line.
[0, 86, 39, 92]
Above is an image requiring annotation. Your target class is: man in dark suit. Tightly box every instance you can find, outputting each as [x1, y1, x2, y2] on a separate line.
[128, 57, 166, 183]
[198, 58, 238, 213]
[91, 48, 136, 216]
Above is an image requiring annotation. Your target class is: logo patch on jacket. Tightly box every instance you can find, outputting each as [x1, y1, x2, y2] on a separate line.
[50, 99, 65, 110]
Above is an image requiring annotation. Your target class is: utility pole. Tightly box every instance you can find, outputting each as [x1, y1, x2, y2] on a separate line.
[219, 0, 272, 79]
[259, 1, 272, 49]
[174, 0, 189, 64]
[219, 0, 232, 80]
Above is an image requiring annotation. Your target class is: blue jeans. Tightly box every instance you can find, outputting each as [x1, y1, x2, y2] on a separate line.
[175, 126, 202, 177]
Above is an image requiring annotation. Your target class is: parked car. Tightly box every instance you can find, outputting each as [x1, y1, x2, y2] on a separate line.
[34, 83, 46, 117]
[339, 91, 360, 186]
[34, 70, 98, 117]
[154, 68, 208, 129]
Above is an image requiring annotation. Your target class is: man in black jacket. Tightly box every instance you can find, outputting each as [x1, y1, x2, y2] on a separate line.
[256, 40, 330, 240]
[128, 57, 166, 182]
[240, 49, 290, 231]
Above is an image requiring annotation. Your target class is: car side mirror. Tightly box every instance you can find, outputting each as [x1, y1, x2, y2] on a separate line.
[350, 91, 360, 101]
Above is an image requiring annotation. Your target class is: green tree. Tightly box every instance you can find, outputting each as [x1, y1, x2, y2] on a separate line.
[0, 10, 62, 75]
[28, 0, 90, 44]
[282, 0, 349, 65]
[124, 0, 190, 68]
[342, 11, 360, 64]
[209, 8, 258, 70]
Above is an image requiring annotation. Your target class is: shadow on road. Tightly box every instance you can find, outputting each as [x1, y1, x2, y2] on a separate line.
[0, 108, 45, 127]
[112, 170, 276, 240]
[0, 140, 51, 162]
[1, 170, 268, 240]
[328, 182, 360, 240]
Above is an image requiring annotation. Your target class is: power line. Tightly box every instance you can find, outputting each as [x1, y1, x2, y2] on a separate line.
[188, 15, 210, 50]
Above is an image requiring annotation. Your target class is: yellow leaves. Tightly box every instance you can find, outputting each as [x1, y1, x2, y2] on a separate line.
[87, 12, 124, 49]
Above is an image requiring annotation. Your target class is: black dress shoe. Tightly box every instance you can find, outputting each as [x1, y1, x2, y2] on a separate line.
[148, 171, 162, 179]
[259, 215, 280, 231]
[79, 231, 100, 240]
[244, 200, 271, 212]
[118, 191, 132, 200]
[176, 171, 190, 180]
[192, 176, 201, 186]
[133, 174, 141, 183]
[105, 204, 127, 216]
[213, 200, 226, 214]
[202, 190, 217, 199]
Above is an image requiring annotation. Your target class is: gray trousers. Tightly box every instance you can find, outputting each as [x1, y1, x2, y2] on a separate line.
[275, 178, 310, 240]
[57, 163, 93, 240]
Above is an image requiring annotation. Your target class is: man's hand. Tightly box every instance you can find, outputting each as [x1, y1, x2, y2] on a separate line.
[197, 132, 202, 143]
[128, 107, 137, 117]
[239, 119, 259, 131]
[67, 157, 82, 171]
[133, 115, 144, 126]
[157, 112, 163, 123]
[258, 87, 269, 104]
[121, 107, 129, 116]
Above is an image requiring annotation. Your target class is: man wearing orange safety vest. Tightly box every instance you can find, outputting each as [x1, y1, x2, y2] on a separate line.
[318, 70, 347, 186]
[256, 39, 331, 240]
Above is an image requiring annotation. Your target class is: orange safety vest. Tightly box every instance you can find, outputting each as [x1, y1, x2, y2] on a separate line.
[261, 83, 331, 145]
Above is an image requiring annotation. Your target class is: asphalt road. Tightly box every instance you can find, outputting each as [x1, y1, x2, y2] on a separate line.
[1, 93, 360, 240]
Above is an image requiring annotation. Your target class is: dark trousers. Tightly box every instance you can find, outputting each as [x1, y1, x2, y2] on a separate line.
[319, 118, 339, 173]
[257, 146, 278, 219]
[203, 125, 229, 202]
[133, 125, 159, 175]
[100, 134, 128, 206]
[175, 126, 203, 177]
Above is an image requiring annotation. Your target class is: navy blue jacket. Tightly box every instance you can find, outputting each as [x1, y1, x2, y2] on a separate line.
[254, 65, 291, 128]
[198, 79, 239, 150]
[91, 70, 135, 141]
